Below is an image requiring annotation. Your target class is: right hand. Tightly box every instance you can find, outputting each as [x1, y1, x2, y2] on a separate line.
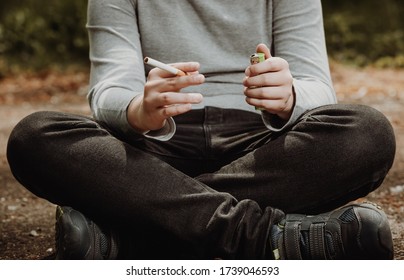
[127, 62, 204, 133]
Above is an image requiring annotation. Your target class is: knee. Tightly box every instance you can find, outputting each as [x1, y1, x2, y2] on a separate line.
[6, 111, 71, 200]
[346, 105, 396, 180]
[7, 111, 52, 155]
[355, 105, 395, 163]
[308, 104, 395, 183]
[7, 111, 61, 177]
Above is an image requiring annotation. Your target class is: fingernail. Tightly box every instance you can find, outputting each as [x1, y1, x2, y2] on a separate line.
[193, 74, 205, 83]
[190, 62, 200, 68]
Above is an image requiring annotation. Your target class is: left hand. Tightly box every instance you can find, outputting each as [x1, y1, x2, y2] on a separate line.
[243, 43, 294, 120]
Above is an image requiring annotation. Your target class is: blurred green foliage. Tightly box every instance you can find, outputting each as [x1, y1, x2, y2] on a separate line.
[0, 0, 403, 74]
[322, 0, 404, 67]
[0, 0, 88, 74]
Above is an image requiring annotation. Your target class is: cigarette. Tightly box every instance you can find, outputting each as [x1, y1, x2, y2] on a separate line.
[144, 57, 187, 76]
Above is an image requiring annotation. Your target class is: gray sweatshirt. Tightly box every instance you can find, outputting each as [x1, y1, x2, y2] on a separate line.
[87, 0, 336, 140]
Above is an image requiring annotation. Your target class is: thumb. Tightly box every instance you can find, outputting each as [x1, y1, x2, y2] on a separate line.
[256, 43, 272, 59]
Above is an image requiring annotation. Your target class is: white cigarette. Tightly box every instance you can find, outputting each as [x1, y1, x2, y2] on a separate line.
[144, 57, 186, 76]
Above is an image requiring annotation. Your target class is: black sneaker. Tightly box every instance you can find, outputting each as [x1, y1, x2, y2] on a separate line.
[55, 206, 119, 260]
[270, 202, 394, 260]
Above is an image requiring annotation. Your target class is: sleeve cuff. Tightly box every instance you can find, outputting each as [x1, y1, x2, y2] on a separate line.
[143, 117, 176, 141]
[261, 88, 303, 132]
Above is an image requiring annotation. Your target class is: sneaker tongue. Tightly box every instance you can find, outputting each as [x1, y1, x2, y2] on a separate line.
[337, 207, 360, 257]
[338, 208, 356, 222]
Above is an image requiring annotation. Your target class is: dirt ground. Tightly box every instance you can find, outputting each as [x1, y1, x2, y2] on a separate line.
[0, 63, 403, 260]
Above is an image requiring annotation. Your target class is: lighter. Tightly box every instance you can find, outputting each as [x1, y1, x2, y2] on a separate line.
[250, 53, 265, 65]
[249, 53, 265, 110]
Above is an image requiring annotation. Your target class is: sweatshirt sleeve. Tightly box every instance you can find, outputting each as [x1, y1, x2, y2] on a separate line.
[262, 0, 337, 131]
[86, 0, 174, 140]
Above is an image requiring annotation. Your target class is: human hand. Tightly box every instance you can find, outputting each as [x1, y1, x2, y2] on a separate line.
[243, 43, 294, 120]
[127, 62, 204, 133]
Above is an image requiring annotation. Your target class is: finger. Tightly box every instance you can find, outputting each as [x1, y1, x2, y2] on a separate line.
[145, 74, 205, 93]
[244, 70, 292, 88]
[244, 73, 281, 88]
[247, 57, 289, 77]
[256, 43, 272, 59]
[167, 74, 205, 92]
[265, 57, 289, 72]
[171, 62, 201, 74]
[159, 103, 193, 118]
[155, 92, 203, 107]
[245, 96, 292, 114]
[148, 62, 201, 79]
[244, 86, 291, 100]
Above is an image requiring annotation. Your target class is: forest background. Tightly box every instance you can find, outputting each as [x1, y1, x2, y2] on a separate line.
[0, 0, 404, 260]
[1, 0, 404, 73]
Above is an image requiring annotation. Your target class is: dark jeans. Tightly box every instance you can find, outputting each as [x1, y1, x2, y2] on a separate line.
[6, 104, 396, 259]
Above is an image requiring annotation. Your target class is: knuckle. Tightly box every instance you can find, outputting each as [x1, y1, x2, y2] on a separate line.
[288, 73, 293, 83]
[148, 68, 160, 78]
[278, 104, 286, 112]
[256, 87, 266, 98]
[278, 100, 288, 112]
[162, 107, 171, 117]
[167, 78, 176, 87]
[143, 82, 153, 92]
[280, 58, 289, 67]
[143, 95, 153, 106]
[263, 75, 272, 85]
[245, 78, 253, 88]
[249, 66, 258, 76]
[160, 92, 171, 103]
